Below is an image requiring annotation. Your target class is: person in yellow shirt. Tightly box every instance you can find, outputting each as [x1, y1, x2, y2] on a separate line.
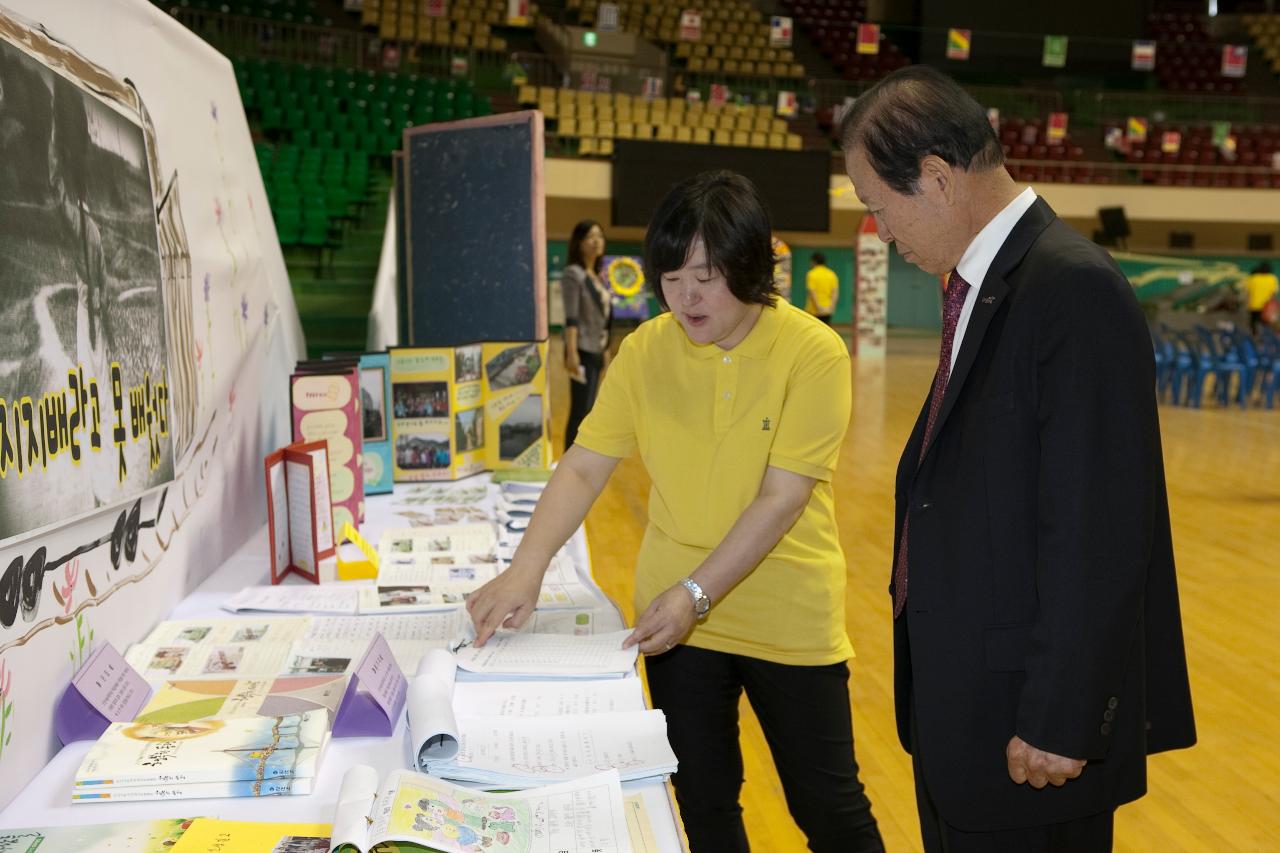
[805, 251, 840, 324]
[467, 171, 883, 853]
[1243, 261, 1279, 335]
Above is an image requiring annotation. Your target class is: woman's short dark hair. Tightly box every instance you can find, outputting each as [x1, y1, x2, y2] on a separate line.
[643, 170, 777, 310]
[1252, 261, 1273, 275]
[568, 219, 604, 275]
[811, 251, 826, 266]
[839, 65, 1003, 195]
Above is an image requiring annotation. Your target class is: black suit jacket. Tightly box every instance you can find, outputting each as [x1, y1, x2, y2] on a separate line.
[892, 198, 1196, 832]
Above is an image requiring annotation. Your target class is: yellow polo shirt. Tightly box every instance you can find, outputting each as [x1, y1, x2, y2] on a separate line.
[575, 299, 854, 665]
[1244, 272, 1279, 311]
[805, 264, 839, 316]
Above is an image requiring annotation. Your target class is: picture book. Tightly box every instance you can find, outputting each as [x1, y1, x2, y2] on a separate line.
[0, 818, 193, 851]
[291, 364, 365, 530]
[480, 342, 550, 471]
[264, 440, 336, 584]
[169, 818, 332, 852]
[134, 675, 348, 724]
[74, 711, 330, 798]
[328, 766, 629, 853]
[389, 345, 486, 482]
[390, 342, 550, 482]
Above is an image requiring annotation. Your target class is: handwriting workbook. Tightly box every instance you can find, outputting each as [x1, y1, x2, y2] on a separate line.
[407, 650, 676, 787]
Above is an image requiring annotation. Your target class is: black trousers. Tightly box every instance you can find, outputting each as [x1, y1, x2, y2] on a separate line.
[645, 645, 884, 853]
[564, 348, 603, 450]
[910, 693, 1114, 853]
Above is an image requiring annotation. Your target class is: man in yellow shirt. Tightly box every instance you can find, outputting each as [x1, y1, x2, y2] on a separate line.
[805, 252, 840, 324]
[468, 171, 883, 853]
[1243, 261, 1278, 335]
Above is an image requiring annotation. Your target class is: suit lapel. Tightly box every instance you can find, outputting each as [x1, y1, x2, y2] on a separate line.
[916, 198, 1057, 471]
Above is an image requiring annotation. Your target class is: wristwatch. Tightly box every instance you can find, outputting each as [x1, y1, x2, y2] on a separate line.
[680, 577, 711, 617]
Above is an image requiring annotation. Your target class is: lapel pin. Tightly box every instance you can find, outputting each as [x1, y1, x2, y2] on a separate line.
[980, 295, 996, 304]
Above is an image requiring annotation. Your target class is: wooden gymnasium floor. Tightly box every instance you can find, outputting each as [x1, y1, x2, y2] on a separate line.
[545, 328, 1280, 852]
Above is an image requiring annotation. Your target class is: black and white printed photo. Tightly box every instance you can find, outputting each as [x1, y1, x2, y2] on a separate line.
[0, 37, 173, 542]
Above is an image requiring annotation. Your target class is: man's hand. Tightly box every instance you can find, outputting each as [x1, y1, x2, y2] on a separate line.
[1006, 736, 1086, 788]
[622, 584, 697, 655]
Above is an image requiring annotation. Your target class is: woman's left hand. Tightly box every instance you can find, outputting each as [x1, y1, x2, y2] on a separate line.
[623, 584, 697, 655]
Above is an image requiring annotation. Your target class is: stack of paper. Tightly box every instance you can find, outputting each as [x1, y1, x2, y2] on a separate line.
[72, 711, 330, 803]
[408, 649, 677, 788]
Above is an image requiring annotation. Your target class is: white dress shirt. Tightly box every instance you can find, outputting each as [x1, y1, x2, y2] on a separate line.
[949, 187, 1038, 372]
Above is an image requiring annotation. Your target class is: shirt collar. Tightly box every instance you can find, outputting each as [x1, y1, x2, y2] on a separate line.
[955, 187, 1037, 291]
[681, 299, 784, 360]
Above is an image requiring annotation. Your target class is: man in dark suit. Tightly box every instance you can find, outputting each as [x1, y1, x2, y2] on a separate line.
[840, 67, 1196, 851]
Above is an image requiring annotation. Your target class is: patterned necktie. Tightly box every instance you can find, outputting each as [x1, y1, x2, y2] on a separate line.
[892, 270, 972, 618]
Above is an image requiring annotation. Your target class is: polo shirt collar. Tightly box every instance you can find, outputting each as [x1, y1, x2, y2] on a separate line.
[681, 301, 783, 360]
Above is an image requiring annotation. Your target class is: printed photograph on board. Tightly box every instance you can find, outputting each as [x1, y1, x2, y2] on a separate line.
[455, 408, 483, 453]
[0, 35, 175, 543]
[360, 366, 387, 442]
[499, 395, 544, 460]
[484, 343, 541, 390]
[393, 381, 449, 418]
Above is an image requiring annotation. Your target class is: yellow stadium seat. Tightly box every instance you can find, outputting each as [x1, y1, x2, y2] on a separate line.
[579, 119, 598, 137]
[616, 122, 635, 139]
[732, 130, 750, 146]
[656, 124, 676, 141]
[785, 134, 802, 150]
[693, 127, 711, 144]
[750, 131, 767, 148]
[580, 137, 597, 155]
[768, 132, 786, 149]
[598, 120, 616, 137]
[559, 117, 578, 136]
[517, 85, 537, 105]
[599, 138, 615, 155]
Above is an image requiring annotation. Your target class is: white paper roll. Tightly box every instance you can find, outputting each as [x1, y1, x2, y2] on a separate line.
[328, 764, 379, 851]
[408, 648, 460, 771]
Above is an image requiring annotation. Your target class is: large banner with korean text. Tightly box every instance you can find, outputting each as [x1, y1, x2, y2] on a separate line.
[0, 0, 304, 808]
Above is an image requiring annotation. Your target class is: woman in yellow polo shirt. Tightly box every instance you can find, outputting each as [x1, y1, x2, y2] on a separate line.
[467, 171, 883, 853]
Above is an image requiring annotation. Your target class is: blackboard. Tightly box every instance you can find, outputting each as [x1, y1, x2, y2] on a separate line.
[403, 111, 547, 346]
[392, 150, 408, 345]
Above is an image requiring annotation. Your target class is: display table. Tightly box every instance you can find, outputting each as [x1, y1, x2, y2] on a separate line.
[0, 481, 684, 851]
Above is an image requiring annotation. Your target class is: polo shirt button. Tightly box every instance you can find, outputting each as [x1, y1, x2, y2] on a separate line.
[1100, 722, 1112, 736]
[723, 355, 732, 364]
[723, 391, 732, 400]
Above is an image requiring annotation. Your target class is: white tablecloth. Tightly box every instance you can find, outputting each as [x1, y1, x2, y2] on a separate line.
[0, 480, 685, 851]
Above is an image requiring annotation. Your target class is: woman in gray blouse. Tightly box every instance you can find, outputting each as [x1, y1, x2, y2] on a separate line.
[561, 219, 612, 448]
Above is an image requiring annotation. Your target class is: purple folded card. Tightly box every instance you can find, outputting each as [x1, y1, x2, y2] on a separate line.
[332, 633, 407, 738]
[55, 643, 152, 745]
